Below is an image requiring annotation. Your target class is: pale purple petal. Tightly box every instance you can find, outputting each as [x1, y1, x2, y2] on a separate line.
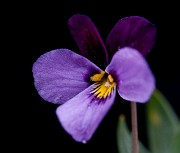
[68, 14, 109, 69]
[56, 85, 116, 143]
[106, 47, 155, 103]
[106, 16, 156, 57]
[32, 49, 102, 104]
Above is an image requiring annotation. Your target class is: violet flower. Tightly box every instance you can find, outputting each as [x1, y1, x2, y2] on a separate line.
[32, 14, 156, 143]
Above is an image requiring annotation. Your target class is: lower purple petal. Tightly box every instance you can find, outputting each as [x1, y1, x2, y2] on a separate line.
[56, 85, 116, 143]
[106, 47, 155, 103]
[32, 49, 101, 104]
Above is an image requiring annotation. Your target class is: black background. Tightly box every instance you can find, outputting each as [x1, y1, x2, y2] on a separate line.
[10, 1, 180, 153]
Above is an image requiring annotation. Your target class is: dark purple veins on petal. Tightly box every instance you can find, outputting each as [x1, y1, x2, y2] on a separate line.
[68, 14, 109, 69]
[56, 84, 116, 143]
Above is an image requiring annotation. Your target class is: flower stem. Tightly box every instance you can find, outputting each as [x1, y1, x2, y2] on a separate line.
[131, 102, 139, 153]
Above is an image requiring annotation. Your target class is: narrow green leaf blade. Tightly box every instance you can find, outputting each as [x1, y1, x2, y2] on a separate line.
[146, 89, 179, 153]
[117, 115, 151, 153]
[171, 124, 180, 153]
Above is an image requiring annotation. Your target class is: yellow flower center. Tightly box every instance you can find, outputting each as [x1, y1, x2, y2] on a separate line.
[90, 71, 116, 99]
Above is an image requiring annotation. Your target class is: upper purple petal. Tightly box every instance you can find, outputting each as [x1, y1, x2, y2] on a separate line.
[106, 16, 156, 57]
[106, 47, 155, 103]
[68, 14, 109, 69]
[56, 84, 116, 143]
[32, 49, 102, 104]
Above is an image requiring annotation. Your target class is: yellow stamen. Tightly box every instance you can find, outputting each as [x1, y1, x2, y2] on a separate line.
[90, 71, 105, 82]
[91, 71, 116, 99]
[108, 74, 114, 83]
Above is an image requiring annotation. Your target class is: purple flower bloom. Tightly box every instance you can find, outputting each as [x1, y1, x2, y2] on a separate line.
[32, 14, 156, 143]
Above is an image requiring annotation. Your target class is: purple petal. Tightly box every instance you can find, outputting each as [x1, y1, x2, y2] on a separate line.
[56, 84, 116, 143]
[68, 14, 109, 69]
[32, 49, 101, 104]
[106, 16, 156, 57]
[106, 47, 155, 103]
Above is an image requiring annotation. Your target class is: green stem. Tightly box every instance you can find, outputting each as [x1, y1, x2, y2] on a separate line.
[131, 102, 139, 153]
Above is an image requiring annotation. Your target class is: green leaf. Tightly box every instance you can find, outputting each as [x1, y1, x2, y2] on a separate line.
[146, 89, 179, 153]
[117, 115, 151, 153]
[171, 124, 180, 153]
